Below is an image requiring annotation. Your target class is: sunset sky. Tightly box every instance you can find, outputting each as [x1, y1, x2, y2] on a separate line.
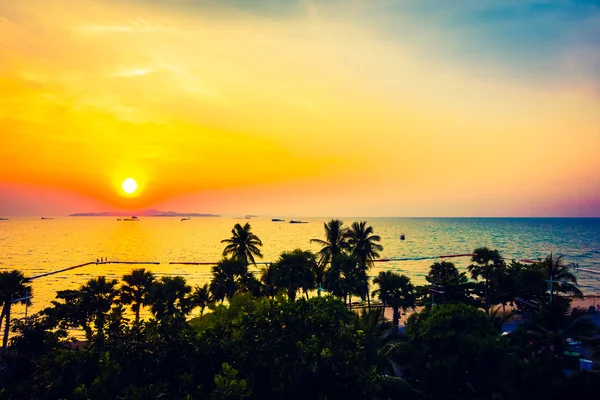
[1, 0, 599, 216]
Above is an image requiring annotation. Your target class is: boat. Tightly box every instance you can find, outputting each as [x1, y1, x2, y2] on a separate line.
[123, 216, 139, 221]
[400, 234, 406, 240]
[116, 218, 122, 221]
[41, 217, 53, 220]
[0, 218, 8, 221]
[289, 220, 308, 224]
[272, 218, 285, 222]
[181, 217, 190, 221]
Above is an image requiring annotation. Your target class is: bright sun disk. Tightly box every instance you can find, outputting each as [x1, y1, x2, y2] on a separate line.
[122, 178, 138, 194]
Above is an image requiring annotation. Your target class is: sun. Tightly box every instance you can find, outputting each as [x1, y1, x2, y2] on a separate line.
[121, 178, 138, 195]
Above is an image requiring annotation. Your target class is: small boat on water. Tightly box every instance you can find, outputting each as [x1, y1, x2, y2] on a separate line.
[289, 220, 308, 224]
[0, 218, 8, 221]
[272, 218, 285, 222]
[181, 217, 190, 221]
[41, 217, 53, 220]
[123, 216, 139, 221]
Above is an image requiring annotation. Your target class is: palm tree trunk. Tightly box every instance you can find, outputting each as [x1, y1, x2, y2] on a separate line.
[305, 291, 309, 300]
[0, 304, 5, 334]
[393, 305, 400, 331]
[2, 303, 11, 349]
[484, 276, 489, 316]
[348, 295, 352, 310]
[135, 306, 140, 325]
[95, 314, 105, 347]
[367, 291, 371, 311]
[84, 324, 94, 342]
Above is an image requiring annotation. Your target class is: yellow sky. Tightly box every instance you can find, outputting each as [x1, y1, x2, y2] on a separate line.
[1, 0, 599, 216]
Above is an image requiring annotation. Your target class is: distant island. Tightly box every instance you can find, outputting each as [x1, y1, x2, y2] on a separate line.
[69, 209, 220, 217]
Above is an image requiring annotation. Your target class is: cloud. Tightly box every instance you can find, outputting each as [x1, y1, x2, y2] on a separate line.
[109, 66, 154, 77]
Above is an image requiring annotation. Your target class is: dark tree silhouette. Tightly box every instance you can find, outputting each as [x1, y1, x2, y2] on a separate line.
[209, 258, 253, 303]
[540, 252, 582, 302]
[0, 270, 31, 349]
[347, 221, 383, 309]
[310, 219, 349, 266]
[273, 249, 316, 301]
[373, 271, 415, 329]
[221, 223, 263, 265]
[191, 283, 211, 317]
[467, 247, 504, 315]
[150, 276, 192, 320]
[120, 268, 155, 325]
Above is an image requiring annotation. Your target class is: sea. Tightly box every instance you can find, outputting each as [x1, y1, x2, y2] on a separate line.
[1, 217, 599, 317]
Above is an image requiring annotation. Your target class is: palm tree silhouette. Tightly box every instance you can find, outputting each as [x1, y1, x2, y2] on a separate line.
[310, 219, 349, 267]
[373, 271, 392, 316]
[273, 249, 316, 301]
[46, 277, 118, 343]
[120, 268, 155, 325]
[81, 276, 119, 344]
[373, 272, 415, 329]
[541, 253, 582, 302]
[467, 247, 504, 315]
[325, 254, 366, 308]
[209, 258, 248, 303]
[191, 283, 211, 317]
[150, 276, 192, 320]
[426, 261, 470, 304]
[0, 270, 31, 349]
[347, 221, 383, 309]
[260, 263, 280, 298]
[221, 223, 263, 265]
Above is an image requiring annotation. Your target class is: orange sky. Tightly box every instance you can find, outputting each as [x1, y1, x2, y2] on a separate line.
[1, 0, 599, 216]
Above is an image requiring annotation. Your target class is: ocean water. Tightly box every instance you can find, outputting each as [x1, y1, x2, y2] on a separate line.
[1, 217, 599, 317]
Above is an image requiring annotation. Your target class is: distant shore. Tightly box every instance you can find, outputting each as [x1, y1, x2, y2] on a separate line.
[69, 209, 220, 217]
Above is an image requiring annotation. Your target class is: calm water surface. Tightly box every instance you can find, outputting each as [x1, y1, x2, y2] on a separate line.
[1, 217, 599, 316]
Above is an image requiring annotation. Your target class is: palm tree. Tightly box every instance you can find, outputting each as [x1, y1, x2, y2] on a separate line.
[428, 261, 459, 286]
[325, 254, 368, 308]
[540, 253, 582, 302]
[310, 219, 349, 266]
[273, 249, 316, 301]
[426, 261, 470, 305]
[0, 270, 31, 349]
[512, 300, 598, 362]
[347, 221, 383, 309]
[373, 272, 415, 329]
[81, 276, 119, 344]
[120, 268, 155, 325]
[191, 283, 211, 317]
[209, 258, 248, 303]
[150, 276, 192, 320]
[47, 277, 118, 344]
[467, 247, 504, 315]
[221, 223, 263, 265]
[260, 263, 280, 298]
[238, 272, 262, 297]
